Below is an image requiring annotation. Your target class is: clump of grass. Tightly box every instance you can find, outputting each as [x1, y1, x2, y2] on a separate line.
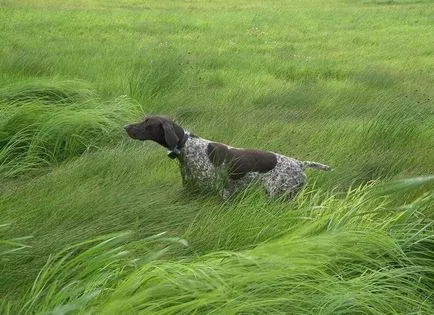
[361, 101, 424, 150]
[128, 51, 186, 106]
[0, 51, 54, 78]
[0, 80, 138, 177]
[99, 231, 431, 314]
[0, 80, 96, 105]
[16, 231, 188, 315]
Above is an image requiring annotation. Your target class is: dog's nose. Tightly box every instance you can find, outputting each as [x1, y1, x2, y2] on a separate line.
[124, 125, 130, 132]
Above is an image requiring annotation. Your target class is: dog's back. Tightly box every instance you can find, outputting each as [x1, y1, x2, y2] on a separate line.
[180, 137, 330, 200]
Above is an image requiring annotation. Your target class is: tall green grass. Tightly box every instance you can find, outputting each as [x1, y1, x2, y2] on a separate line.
[0, 0, 433, 313]
[4, 179, 433, 314]
[0, 224, 32, 256]
[0, 80, 139, 177]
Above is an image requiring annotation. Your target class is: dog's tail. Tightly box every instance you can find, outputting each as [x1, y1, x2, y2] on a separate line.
[301, 161, 332, 171]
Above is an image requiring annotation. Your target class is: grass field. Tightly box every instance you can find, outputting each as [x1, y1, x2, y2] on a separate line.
[1, 0, 433, 313]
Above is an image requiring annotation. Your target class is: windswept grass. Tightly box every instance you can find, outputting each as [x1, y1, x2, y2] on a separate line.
[0, 80, 140, 177]
[0, 0, 433, 313]
[3, 179, 433, 314]
[0, 224, 32, 257]
[129, 52, 186, 105]
[17, 231, 188, 315]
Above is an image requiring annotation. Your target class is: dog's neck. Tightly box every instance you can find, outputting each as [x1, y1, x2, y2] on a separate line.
[167, 130, 192, 159]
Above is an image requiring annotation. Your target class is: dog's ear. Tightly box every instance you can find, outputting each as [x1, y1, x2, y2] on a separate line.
[160, 119, 179, 149]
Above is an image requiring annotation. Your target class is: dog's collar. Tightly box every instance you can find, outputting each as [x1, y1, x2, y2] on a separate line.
[167, 130, 191, 159]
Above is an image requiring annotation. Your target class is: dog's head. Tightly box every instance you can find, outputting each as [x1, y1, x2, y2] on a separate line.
[124, 116, 185, 150]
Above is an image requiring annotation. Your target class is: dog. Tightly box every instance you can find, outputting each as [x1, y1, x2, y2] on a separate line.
[125, 116, 331, 200]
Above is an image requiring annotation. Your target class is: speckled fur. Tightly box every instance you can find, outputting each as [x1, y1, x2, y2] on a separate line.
[178, 137, 327, 200]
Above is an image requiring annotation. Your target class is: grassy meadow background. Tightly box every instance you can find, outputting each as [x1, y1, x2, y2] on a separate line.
[1, 0, 433, 313]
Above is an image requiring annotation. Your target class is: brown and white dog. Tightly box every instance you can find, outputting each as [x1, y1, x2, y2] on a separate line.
[125, 116, 331, 200]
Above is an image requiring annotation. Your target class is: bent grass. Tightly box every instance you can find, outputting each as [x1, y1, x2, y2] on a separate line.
[0, 0, 433, 313]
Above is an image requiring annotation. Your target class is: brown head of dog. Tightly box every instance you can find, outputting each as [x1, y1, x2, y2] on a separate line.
[124, 116, 187, 153]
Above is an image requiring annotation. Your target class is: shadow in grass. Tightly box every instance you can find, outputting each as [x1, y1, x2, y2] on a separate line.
[354, 66, 399, 88]
[272, 62, 348, 83]
[0, 51, 54, 78]
[253, 84, 320, 112]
